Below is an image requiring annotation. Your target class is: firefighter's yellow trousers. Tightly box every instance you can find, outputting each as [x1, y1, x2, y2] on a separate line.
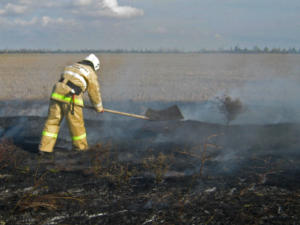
[39, 100, 88, 152]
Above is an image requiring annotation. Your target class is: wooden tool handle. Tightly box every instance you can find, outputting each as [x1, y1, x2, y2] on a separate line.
[85, 105, 149, 120]
[103, 108, 149, 120]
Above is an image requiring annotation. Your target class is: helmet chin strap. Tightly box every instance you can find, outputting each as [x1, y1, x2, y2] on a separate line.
[94, 63, 100, 71]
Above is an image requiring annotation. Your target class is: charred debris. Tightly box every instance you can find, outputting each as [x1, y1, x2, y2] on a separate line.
[0, 100, 300, 224]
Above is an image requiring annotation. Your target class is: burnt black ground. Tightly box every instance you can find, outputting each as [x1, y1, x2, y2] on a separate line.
[0, 115, 300, 225]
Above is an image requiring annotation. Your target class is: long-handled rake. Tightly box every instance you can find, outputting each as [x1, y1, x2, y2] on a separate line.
[85, 105, 184, 121]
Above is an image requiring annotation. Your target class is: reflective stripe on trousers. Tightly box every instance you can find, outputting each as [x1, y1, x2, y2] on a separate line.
[39, 100, 88, 152]
[72, 133, 86, 141]
[42, 131, 58, 138]
[42, 131, 86, 142]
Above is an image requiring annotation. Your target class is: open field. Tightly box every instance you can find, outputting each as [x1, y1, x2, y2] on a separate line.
[1, 53, 300, 224]
[1, 53, 300, 102]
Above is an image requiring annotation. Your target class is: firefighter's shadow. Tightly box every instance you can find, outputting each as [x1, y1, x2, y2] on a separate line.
[14, 137, 69, 154]
[12, 136, 39, 153]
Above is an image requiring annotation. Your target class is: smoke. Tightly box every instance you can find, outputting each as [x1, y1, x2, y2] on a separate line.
[1, 55, 299, 181]
[2, 77, 300, 128]
[1, 101, 299, 176]
[0, 117, 28, 143]
[225, 77, 300, 124]
[0, 100, 49, 117]
[180, 76, 300, 125]
[180, 76, 300, 174]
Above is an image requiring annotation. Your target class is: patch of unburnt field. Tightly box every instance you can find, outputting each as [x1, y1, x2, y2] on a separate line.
[1, 53, 300, 102]
[0, 112, 300, 224]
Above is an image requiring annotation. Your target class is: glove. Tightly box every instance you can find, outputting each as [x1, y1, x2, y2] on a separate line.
[94, 103, 104, 113]
[95, 107, 104, 113]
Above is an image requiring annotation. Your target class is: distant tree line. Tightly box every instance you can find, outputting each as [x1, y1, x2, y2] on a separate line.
[200, 46, 300, 54]
[0, 48, 184, 54]
[0, 46, 300, 54]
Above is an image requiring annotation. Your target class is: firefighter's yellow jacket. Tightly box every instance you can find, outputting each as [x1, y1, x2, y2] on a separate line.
[52, 63, 103, 111]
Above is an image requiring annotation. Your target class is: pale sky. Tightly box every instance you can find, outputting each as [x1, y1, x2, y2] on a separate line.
[0, 0, 299, 51]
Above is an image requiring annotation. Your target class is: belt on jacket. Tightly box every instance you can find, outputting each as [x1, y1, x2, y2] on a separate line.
[59, 78, 82, 95]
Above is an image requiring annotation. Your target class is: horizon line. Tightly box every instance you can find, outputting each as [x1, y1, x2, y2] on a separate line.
[1, 46, 300, 54]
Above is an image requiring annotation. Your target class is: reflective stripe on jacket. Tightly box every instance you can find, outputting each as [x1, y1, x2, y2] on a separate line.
[50, 63, 102, 108]
[51, 92, 84, 106]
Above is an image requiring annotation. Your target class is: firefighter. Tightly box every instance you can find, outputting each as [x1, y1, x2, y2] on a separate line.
[39, 54, 103, 154]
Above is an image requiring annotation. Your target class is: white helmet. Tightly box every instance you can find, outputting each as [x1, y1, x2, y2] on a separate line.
[85, 53, 100, 71]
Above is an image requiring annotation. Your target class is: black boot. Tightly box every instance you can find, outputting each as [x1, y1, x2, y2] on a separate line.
[38, 151, 54, 164]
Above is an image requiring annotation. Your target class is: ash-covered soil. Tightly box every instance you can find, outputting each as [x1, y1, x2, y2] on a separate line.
[0, 115, 300, 225]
